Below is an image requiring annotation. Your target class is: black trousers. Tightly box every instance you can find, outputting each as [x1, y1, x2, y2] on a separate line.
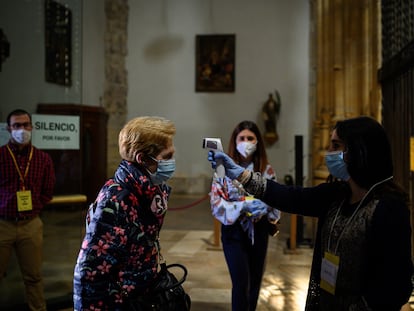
[221, 217, 269, 311]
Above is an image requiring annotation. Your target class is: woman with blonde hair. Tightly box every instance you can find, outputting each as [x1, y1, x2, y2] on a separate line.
[73, 116, 178, 310]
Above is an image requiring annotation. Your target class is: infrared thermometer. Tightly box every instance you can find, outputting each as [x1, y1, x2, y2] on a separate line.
[202, 138, 225, 178]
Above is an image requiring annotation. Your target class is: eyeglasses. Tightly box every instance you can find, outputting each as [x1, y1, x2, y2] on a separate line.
[10, 122, 32, 130]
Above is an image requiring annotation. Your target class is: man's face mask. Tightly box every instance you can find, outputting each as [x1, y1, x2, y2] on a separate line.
[236, 142, 257, 158]
[11, 129, 31, 145]
[325, 151, 350, 181]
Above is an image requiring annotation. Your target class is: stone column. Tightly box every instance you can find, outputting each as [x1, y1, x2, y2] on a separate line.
[310, 0, 381, 185]
[103, 0, 128, 177]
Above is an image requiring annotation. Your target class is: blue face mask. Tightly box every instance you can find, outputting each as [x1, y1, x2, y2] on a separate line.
[325, 151, 350, 181]
[148, 157, 176, 185]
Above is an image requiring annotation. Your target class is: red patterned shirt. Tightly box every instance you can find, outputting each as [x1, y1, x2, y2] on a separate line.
[0, 141, 55, 218]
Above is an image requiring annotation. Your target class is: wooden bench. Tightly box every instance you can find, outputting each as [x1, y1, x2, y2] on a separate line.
[48, 194, 87, 205]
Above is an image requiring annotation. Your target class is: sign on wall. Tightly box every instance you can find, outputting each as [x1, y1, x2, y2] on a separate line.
[32, 114, 79, 149]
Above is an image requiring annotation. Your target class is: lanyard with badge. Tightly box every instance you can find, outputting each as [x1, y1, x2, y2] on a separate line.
[321, 198, 368, 294]
[320, 176, 393, 294]
[7, 145, 34, 212]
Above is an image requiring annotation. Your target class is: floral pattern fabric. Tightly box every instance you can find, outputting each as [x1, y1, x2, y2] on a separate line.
[210, 163, 280, 243]
[73, 160, 171, 311]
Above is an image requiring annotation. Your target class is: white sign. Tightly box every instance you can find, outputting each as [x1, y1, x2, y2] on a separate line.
[0, 123, 9, 146]
[32, 114, 80, 150]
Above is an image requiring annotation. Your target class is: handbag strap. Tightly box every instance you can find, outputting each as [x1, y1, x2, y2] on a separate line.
[164, 263, 188, 287]
[152, 262, 188, 293]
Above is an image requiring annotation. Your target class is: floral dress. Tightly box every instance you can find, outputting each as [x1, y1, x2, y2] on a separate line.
[73, 160, 171, 311]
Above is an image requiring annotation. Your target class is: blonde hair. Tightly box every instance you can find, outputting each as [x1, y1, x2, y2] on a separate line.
[119, 116, 176, 161]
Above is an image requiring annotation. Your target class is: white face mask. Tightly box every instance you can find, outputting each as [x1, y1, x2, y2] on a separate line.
[236, 141, 257, 158]
[11, 129, 31, 145]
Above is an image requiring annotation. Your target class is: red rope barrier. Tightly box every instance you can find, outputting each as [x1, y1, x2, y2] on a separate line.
[168, 194, 210, 211]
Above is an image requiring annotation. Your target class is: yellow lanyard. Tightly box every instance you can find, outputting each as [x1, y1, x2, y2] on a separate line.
[6, 145, 33, 191]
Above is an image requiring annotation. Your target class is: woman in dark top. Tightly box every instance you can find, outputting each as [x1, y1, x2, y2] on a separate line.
[208, 116, 413, 311]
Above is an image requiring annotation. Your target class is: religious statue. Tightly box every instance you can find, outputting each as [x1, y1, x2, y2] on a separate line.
[262, 90, 281, 144]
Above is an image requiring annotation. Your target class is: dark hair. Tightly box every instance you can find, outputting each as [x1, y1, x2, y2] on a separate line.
[7, 109, 31, 126]
[334, 116, 393, 189]
[228, 120, 269, 173]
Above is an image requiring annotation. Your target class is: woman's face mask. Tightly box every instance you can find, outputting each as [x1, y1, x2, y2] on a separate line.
[237, 141, 257, 158]
[146, 156, 176, 185]
[325, 151, 350, 181]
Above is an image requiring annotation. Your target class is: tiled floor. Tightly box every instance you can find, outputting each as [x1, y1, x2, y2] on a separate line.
[0, 194, 412, 311]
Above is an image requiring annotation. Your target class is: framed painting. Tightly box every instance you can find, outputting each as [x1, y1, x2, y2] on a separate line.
[195, 34, 235, 92]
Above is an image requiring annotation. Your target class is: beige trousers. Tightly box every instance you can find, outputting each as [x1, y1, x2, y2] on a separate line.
[0, 216, 46, 311]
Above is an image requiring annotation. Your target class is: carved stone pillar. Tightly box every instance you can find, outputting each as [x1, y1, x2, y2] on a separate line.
[310, 0, 381, 185]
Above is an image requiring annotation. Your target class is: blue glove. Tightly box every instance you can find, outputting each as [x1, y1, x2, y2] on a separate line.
[208, 150, 244, 179]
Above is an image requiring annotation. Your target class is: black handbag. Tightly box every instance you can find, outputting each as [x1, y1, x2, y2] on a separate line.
[127, 262, 191, 311]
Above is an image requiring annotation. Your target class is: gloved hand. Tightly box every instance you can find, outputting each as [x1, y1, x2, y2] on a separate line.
[208, 150, 244, 179]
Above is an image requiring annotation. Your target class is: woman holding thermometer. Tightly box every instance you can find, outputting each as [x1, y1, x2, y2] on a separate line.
[208, 116, 413, 311]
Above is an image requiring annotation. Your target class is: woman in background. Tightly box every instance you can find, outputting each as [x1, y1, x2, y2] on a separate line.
[209, 120, 280, 311]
